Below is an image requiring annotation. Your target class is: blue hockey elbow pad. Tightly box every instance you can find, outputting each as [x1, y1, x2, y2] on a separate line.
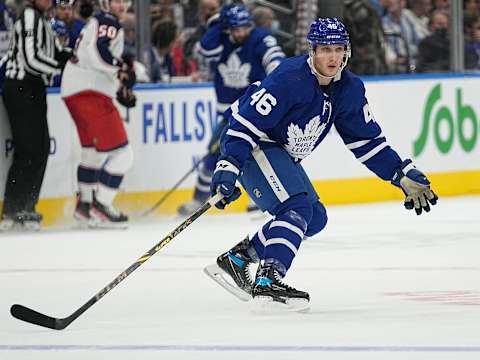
[391, 159, 438, 215]
[211, 156, 242, 209]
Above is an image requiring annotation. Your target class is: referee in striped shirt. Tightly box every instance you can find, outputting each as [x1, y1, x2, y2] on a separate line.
[0, 0, 71, 230]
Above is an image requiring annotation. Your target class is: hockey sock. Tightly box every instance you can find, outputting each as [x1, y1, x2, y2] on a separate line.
[96, 145, 133, 206]
[77, 166, 98, 203]
[261, 210, 307, 272]
[250, 219, 273, 261]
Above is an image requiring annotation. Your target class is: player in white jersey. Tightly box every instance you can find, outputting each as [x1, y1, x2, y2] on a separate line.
[61, 0, 136, 228]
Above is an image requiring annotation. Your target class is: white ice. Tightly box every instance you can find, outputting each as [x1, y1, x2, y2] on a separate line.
[0, 196, 479, 360]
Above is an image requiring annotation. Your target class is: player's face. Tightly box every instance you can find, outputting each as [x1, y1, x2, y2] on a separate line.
[230, 26, 252, 44]
[55, 5, 73, 22]
[109, 0, 127, 21]
[312, 44, 345, 78]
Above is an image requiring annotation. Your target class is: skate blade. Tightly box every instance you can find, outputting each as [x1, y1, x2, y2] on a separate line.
[251, 296, 310, 314]
[203, 263, 252, 302]
[88, 218, 128, 230]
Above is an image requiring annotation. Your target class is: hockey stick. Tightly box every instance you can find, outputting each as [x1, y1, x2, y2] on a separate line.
[10, 193, 223, 330]
[140, 153, 209, 217]
[141, 138, 220, 217]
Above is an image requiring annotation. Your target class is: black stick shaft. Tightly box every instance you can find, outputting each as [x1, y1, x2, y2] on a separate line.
[11, 193, 223, 330]
[141, 153, 209, 217]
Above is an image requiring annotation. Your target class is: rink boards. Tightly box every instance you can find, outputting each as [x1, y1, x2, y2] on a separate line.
[1, 74, 480, 226]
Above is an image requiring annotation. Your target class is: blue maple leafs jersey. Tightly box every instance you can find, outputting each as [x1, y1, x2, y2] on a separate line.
[222, 55, 403, 181]
[198, 22, 285, 112]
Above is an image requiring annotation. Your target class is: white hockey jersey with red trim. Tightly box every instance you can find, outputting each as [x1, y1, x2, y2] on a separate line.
[61, 11, 124, 98]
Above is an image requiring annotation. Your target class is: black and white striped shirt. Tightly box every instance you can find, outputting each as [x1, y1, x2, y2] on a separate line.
[5, 4, 63, 85]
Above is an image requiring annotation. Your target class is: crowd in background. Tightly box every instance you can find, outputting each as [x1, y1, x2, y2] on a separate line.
[0, 0, 480, 85]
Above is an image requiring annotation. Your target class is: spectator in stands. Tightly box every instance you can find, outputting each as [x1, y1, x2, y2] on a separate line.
[416, 10, 450, 72]
[432, 0, 449, 12]
[183, 0, 220, 82]
[403, 0, 432, 41]
[148, 18, 177, 82]
[171, 30, 197, 76]
[368, 0, 387, 17]
[464, 13, 480, 70]
[344, 0, 387, 75]
[464, 0, 480, 18]
[382, 0, 418, 73]
[122, 11, 136, 58]
[54, 0, 85, 49]
[252, 6, 275, 30]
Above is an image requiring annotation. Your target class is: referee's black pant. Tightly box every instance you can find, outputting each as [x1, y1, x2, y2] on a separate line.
[2, 78, 50, 215]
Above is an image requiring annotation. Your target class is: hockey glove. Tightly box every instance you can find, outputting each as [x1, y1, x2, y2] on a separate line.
[116, 86, 136, 108]
[210, 155, 242, 209]
[118, 55, 136, 90]
[391, 159, 438, 215]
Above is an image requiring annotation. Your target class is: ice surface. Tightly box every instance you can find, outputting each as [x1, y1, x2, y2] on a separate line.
[1, 196, 479, 360]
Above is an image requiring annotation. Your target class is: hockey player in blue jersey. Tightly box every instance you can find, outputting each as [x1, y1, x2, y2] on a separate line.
[204, 18, 438, 312]
[177, 3, 285, 216]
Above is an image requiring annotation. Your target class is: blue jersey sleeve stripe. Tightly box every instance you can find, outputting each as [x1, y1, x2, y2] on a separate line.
[231, 100, 269, 139]
[226, 129, 257, 149]
[357, 142, 389, 163]
[346, 132, 385, 150]
[198, 44, 223, 57]
[262, 46, 283, 66]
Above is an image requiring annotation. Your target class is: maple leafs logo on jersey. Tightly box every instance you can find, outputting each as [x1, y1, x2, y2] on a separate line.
[218, 52, 251, 89]
[285, 102, 332, 160]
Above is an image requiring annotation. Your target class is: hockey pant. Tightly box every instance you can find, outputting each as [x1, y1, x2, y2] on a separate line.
[63, 91, 133, 205]
[239, 142, 328, 275]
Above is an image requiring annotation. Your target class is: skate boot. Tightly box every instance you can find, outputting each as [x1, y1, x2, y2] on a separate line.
[252, 262, 310, 312]
[89, 198, 128, 229]
[204, 237, 257, 302]
[177, 198, 203, 217]
[15, 211, 43, 231]
[177, 188, 209, 217]
[74, 198, 91, 224]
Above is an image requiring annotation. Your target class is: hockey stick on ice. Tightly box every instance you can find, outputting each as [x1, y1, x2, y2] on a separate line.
[10, 193, 223, 330]
[140, 153, 209, 217]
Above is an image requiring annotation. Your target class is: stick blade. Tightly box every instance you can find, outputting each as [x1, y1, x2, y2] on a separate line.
[10, 304, 65, 330]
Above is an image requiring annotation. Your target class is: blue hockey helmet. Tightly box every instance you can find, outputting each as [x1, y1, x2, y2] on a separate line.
[221, 4, 252, 29]
[50, 18, 68, 37]
[307, 18, 352, 76]
[54, 0, 75, 7]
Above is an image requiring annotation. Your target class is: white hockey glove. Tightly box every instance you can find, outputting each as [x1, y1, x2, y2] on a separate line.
[391, 159, 438, 215]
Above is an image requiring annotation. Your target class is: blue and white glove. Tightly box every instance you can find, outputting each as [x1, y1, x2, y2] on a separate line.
[210, 156, 242, 209]
[391, 159, 438, 215]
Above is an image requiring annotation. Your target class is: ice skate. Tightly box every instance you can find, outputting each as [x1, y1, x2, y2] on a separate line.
[0, 211, 42, 231]
[252, 263, 310, 313]
[89, 198, 128, 229]
[177, 198, 203, 217]
[74, 198, 91, 226]
[204, 237, 257, 302]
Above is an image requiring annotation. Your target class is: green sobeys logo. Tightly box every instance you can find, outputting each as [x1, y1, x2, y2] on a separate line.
[414, 84, 478, 157]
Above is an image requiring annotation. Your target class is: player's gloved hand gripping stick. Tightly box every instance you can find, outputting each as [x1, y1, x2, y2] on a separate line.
[210, 155, 242, 209]
[391, 159, 438, 215]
